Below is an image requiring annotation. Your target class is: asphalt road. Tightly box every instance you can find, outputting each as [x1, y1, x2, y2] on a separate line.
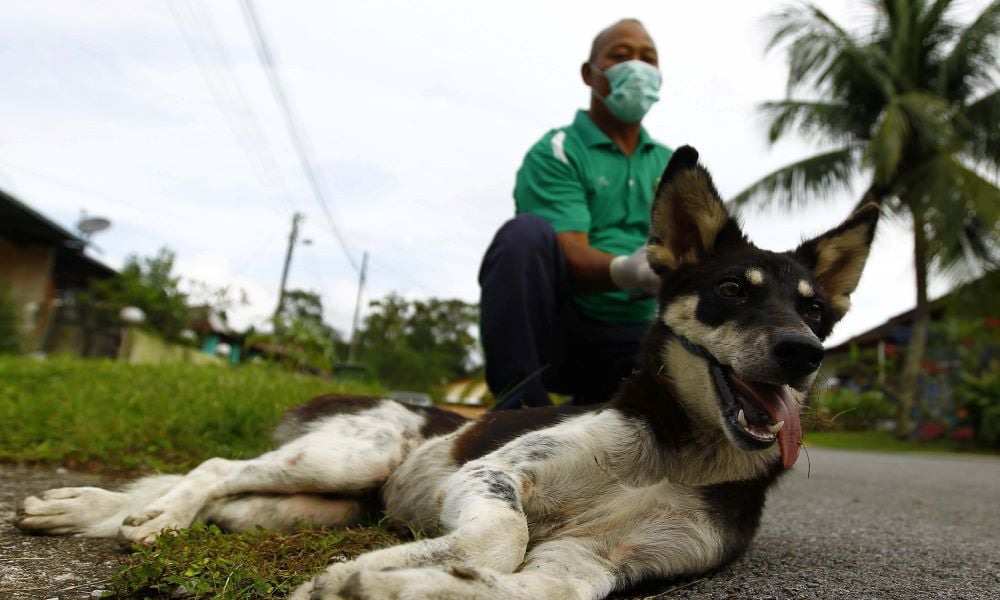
[2, 448, 998, 599]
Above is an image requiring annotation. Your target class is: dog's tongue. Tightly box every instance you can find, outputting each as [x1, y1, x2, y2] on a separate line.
[728, 375, 802, 468]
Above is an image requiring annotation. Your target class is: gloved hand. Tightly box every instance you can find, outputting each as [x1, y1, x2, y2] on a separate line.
[609, 246, 659, 294]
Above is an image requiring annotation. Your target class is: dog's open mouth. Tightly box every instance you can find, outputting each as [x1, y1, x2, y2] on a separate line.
[708, 361, 802, 468]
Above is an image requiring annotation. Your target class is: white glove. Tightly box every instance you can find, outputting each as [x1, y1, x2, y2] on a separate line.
[609, 246, 659, 294]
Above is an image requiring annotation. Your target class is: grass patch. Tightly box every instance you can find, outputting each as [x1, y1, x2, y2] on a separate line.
[1, 356, 398, 596]
[113, 524, 403, 599]
[804, 430, 999, 455]
[0, 356, 381, 472]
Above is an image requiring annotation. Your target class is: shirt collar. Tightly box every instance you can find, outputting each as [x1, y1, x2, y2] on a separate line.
[572, 109, 656, 150]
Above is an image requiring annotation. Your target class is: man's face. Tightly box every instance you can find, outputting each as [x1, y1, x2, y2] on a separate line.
[584, 22, 659, 96]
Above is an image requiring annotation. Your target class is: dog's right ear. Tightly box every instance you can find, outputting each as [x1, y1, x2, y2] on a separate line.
[647, 146, 740, 273]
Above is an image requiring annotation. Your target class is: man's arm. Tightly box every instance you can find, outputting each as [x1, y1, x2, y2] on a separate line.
[556, 232, 616, 292]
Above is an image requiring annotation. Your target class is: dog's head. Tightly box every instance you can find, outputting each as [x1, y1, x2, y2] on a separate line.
[646, 146, 878, 468]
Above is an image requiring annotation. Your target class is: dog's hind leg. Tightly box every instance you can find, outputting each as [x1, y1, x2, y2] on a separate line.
[117, 401, 435, 545]
[199, 494, 366, 533]
[15, 475, 181, 537]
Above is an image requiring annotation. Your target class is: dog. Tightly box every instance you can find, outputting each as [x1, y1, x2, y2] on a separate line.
[15, 146, 878, 600]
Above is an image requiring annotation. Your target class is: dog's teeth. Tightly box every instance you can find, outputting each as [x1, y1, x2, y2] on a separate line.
[768, 420, 785, 434]
[737, 409, 748, 428]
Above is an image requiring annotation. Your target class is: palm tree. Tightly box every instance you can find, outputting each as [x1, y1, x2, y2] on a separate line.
[734, 0, 1000, 438]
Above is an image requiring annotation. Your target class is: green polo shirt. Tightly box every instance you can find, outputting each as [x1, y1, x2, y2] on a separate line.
[514, 110, 672, 324]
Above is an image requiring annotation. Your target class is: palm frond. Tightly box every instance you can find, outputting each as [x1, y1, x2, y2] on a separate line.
[899, 154, 1000, 275]
[759, 99, 857, 145]
[730, 146, 861, 211]
[866, 100, 909, 185]
[766, 3, 895, 98]
[938, 0, 1000, 100]
[919, 0, 961, 49]
[896, 91, 957, 150]
[962, 88, 1000, 169]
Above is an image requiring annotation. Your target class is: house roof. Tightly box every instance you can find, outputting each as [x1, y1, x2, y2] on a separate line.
[827, 299, 949, 354]
[0, 187, 116, 279]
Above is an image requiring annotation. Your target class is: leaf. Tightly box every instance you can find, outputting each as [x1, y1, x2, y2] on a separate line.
[866, 99, 909, 185]
[730, 146, 861, 211]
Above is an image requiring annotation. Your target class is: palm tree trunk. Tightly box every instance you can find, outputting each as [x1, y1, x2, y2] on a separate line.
[895, 209, 931, 439]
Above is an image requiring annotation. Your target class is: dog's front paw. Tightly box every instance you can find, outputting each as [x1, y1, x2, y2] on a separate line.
[289, 561, 361, 600]
[117, 508, 184, 546]
[332, 566, 502, 600]
[15, 487, 126, 536]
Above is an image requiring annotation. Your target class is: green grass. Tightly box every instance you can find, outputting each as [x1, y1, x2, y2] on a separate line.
[804, 430, 999, 455]
[113, 525, 404, 599]
[1, 356, 401, 598]
[0, 356, 381, 472]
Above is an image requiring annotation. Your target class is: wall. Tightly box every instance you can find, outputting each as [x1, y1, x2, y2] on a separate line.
[0, 239, 54, 350]
[118, 327, 222, 366]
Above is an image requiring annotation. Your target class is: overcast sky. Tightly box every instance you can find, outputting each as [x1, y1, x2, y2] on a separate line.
[0, 0, 991, 348]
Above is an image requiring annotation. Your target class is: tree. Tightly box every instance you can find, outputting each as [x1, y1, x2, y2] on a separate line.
[89, 248, 189, 341]
[734, 0, 1000, 437]
[248, 289, 344, 373]
[357, 294, 479, 392]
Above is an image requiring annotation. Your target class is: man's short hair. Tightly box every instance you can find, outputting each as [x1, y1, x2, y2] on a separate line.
[589, 18, 647, 62]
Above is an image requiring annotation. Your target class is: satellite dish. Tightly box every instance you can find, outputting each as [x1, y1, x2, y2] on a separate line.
[77, 217, 111, 236]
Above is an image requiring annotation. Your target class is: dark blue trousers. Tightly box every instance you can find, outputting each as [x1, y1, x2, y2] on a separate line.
[478, 214, 649, 411]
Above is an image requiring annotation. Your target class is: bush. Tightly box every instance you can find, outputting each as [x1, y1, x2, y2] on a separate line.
[980, 404, 1000, 448]
[810, 388, 894, 431]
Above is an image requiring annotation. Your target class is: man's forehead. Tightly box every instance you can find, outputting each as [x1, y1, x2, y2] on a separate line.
[592, 20, 655, 56]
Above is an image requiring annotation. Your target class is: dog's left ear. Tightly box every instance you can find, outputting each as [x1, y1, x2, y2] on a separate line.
[793, 203, 880, 318]
[647, 146, 740, 273]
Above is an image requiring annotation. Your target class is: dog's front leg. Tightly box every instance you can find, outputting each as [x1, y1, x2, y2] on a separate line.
[311, 538, 618, 600]
[292, 460, 529, 600]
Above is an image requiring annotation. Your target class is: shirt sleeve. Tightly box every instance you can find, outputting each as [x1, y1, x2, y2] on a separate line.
[513, 132, 590, 234]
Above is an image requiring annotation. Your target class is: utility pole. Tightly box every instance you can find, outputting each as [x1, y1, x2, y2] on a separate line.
[347, 251, 369, 364]
[274, 212, 304, 324]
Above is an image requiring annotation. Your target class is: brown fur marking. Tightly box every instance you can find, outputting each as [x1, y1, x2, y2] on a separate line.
[450, 404, 596, 464]
[649, 169, 728, 271]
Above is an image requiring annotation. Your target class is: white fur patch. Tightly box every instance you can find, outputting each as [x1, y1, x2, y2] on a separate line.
[797, 280, 815, 297]
[746, 268, 764, 286]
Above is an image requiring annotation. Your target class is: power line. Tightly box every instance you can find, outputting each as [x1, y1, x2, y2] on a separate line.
[183, 1, 299, 212]
[0, 158, 192, 224]
[167, 0, 296, 216]
[237, 0, 360, 273]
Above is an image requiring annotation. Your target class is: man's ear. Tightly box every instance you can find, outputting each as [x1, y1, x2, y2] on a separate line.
[793, 203, 880, 318]
[581, 62, 594, 86]
[647, 146, 740, 273]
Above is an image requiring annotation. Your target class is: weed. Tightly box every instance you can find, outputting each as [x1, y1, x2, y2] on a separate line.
[113, 524, 402, 598]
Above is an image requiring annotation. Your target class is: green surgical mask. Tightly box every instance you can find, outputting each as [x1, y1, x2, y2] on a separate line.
[591, 60, 661, 123]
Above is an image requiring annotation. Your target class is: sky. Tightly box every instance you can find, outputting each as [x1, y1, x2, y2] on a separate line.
[0, 0, 992, 348]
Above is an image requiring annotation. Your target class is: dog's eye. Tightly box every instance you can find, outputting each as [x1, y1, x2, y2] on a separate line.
[716, 279, 745, 299]
[803, 299, 825, 321]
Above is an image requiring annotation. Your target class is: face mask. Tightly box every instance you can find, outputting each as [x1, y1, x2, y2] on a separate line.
[591, 59, 661, 123]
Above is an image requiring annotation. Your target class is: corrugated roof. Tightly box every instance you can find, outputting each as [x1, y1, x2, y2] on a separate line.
[0, 187, 116, 278]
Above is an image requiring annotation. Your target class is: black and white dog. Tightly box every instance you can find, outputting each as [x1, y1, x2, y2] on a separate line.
[16, 147, 878, 600]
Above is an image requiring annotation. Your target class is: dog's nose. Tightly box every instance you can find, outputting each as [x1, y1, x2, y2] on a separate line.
[772, 333, 824, 379]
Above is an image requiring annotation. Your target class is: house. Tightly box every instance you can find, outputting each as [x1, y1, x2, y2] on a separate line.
[0, 188, 116, 352]
[823, 276, 998, 418]
[186, 304, 242, 364]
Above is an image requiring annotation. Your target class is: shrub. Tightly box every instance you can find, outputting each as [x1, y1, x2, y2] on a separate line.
[918, 420, 946, 441]
[979, 405, 1000, 448]
[811, 388, 894, 431]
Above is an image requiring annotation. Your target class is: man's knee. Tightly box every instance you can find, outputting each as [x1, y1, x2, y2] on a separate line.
[490, 214, 558, 258]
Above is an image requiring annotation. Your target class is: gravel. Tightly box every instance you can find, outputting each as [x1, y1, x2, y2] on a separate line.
[3, 448, 998, 599]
